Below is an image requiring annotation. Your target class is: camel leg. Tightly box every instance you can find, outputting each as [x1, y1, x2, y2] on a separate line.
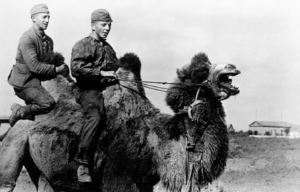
[23, 150, 41, 190]
[25, 157, 56, 192]
[0, 125, 28, 191]
[37, 174, 54, 192]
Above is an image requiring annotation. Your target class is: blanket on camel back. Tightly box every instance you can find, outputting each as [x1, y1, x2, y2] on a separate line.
[0, 51, 240, 192]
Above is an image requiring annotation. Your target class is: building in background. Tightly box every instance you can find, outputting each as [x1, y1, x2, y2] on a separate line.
[248, 121, 297, 137]
[289, 125, 300, 138]
[227, 124, 235, 133]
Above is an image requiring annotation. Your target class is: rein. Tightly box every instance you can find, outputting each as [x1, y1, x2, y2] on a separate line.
[118, 79, 203, 86]
[117, 79, 203, 93]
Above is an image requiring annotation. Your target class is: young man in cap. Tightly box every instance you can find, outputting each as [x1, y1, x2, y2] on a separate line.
[7, 4, 69, 127]
[71, 9, 119, 182]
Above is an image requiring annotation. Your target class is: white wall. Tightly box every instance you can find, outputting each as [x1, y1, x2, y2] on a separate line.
[249, 127, 289, 136]
[289, 132, 300, 139]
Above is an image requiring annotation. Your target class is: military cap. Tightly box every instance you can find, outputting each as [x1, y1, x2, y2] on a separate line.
[30, 4, 49, 17]
[91, 9, 112, 22]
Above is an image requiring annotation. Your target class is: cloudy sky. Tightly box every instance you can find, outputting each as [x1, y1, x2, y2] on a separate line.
[0, 0, 300, 131]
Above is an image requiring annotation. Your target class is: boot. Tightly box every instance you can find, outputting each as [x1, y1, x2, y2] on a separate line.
[9, 103, 22, 127]
[77, 164, 92, 182]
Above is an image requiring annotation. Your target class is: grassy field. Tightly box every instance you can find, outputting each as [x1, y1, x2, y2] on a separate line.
[202, 133, 300, 192]
[14, 132, 300, 192]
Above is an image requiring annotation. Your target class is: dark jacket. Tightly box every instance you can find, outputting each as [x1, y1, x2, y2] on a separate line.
[8, 27, 57, 89]
[71, 34, 118, 89]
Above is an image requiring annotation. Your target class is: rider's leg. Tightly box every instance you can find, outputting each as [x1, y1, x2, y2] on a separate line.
[74, 88, 106, 182]
[9, 86, 56, 127]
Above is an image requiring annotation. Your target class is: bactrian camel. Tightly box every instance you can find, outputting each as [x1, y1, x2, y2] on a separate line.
[0, 52, 240, 192]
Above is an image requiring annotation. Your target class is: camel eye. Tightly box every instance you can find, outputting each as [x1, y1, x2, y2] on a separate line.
[225, 65, 233, 70]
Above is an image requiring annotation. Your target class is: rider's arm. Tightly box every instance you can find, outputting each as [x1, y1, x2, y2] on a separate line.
[70, 40, 100, 78]
[20, 34, 56, 77]
[71, 39, 118, 79]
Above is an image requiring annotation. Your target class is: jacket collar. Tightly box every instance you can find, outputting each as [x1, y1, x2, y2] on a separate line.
[89, 33, 106, 45]
[32, 26, 47, 40]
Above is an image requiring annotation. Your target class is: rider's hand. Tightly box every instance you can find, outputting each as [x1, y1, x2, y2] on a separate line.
[56, 64, 70, 78]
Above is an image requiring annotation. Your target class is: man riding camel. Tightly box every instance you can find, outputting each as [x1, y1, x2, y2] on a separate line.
[7, 4, 69, 127]
[71, 9, 119, 182]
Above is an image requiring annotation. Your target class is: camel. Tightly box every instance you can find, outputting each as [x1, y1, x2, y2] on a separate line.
[0, 52, 240, 192]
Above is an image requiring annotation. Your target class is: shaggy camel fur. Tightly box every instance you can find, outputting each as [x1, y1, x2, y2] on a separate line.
[0, 52, 240, 192]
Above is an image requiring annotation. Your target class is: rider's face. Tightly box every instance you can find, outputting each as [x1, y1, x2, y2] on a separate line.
[32, 13, 50, 31]
[92, 21, 112, 40]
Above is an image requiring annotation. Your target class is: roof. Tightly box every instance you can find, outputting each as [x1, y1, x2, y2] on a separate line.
[227, 124, 235, 132]
[249, 121, 293, 128]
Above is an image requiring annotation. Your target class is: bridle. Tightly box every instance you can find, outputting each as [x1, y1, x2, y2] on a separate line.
[117, 78, 222, 192]
[183, 80, 223, 192]
[187, 80, 219, 120]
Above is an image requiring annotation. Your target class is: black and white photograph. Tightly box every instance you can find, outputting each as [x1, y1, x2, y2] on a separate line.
[0, 0, 300, 192]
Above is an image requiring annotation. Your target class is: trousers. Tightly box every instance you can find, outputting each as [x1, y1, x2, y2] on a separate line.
[74, 87, 106, 164]
[14, 86, 56, 120]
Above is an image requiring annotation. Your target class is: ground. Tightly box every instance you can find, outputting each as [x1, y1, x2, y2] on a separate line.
[14, 133, 300, 192]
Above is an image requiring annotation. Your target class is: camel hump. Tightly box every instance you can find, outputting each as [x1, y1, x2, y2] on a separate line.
[30, 75, 81, 132]
[118, 53, 142, 77]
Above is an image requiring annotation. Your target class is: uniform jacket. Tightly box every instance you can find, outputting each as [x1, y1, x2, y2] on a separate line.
[8, 27, 57, 89]
[71, 33, 118, 89]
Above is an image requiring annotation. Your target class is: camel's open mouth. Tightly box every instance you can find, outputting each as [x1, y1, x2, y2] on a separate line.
[218, 71, 240, 95]
[208, 64, 241, 100]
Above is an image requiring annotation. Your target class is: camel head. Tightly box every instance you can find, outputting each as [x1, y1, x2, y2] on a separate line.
[208, 63, 241, 100]
[164, 55, 241, 192]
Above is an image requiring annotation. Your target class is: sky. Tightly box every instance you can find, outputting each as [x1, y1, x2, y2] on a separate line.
[0, 0, 300, 131]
